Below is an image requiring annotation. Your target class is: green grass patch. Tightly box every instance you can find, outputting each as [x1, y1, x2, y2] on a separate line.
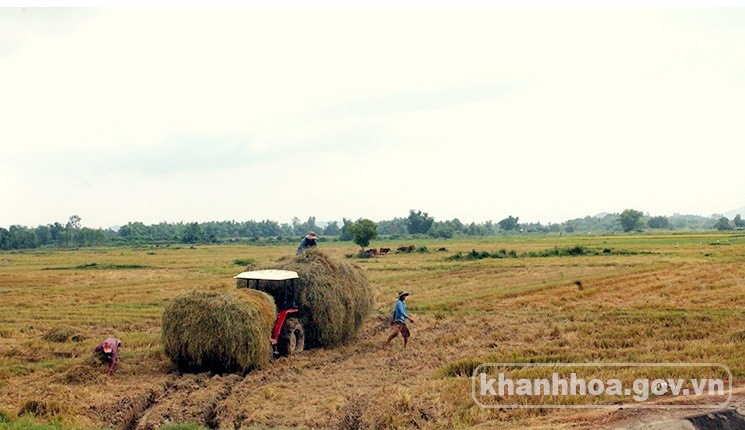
[159, 424, 211, 430]
[0, 416, 75, 430]
[524, 245, 594, 257]
[233, 258, 256, 266]
[446, 246, 652, 260]
[446, 248, 518, 260]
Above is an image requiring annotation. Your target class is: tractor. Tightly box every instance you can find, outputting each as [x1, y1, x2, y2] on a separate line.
[234, 269, 305, 357]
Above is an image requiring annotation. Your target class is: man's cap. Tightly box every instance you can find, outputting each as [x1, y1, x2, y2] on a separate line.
[398, 291, 409, 299]
[306, 231, 318, 240]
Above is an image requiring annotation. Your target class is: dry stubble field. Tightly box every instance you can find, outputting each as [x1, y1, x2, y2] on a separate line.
[1, 233, 744, 429]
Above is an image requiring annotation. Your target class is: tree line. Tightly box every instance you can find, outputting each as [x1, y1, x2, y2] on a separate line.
[0, 210, 742, 251]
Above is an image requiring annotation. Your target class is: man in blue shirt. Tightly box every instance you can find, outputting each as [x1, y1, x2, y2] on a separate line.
[385, 291, 415, 348]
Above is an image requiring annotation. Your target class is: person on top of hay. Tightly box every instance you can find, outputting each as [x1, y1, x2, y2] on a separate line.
[296, 231, 318, 255]
[385, 291, 414, 348]
[94, 337, 122, 374]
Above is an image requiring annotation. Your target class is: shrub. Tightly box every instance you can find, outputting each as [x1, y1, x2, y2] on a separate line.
[525, 246, 594, 257]
[233, 258, 255, 266]
[445, 249, 518, 261]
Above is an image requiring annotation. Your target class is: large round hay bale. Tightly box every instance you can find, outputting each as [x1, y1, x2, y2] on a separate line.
[161, 288, 276, 373]
[250, 249, 373, 348]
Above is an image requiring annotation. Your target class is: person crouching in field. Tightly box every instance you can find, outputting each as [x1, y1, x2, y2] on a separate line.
[385, 291, 414, 348]
[94, 337, 122, 375]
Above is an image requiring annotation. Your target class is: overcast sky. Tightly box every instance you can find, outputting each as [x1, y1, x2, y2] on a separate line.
[1, 7, 744, 228]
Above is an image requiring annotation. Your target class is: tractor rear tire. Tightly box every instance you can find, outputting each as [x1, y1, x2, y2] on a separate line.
[277, 317, 305, 356]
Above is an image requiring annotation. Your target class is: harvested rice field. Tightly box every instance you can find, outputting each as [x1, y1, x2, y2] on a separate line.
[1, 233, 744, 429]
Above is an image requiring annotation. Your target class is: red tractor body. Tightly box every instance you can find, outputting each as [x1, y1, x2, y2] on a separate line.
[235, 269, 305, 356]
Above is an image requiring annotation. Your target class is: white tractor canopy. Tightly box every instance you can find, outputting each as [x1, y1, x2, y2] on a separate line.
[234, 269, 299, 281]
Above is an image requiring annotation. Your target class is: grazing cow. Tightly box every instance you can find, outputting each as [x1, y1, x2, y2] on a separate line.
[437, 247, 448, 252]
[396, 246, 408, 253]
[366, 248, 378, 256]
[379, 247, 391, 255]
[406, 245, 416, 252]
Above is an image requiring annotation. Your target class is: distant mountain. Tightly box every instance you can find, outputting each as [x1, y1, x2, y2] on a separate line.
[724, 206, 745, 219]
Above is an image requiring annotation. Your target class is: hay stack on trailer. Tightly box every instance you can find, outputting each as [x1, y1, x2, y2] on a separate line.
[161, 288, 276, 373]
[237, 249, 373, 348]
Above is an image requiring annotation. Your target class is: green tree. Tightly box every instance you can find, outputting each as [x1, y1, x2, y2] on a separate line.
[339, 218, 354, 241]
[79, 227, 106, 246]
[0, 227, 9, 250]
[406, 210, 434, 235]
[66, 215, 82, 230]
[63, 215, 82, 247]
[291, 217, 302, 235]
[35, 225, 51, 245]
[322, 221, 341, 236]
[620, 209, 644, 232]
[464, 221, 493, 236]
[522, 222, 548, 233]
[292, 216, 318, 236]
[377, 217, 408, 235]
[714, 217, 733, 230]
[451, 218, 464, 231]
[257, 220, 283, 237]
[347, 218, 378, 250]
[498, 215, 520, 231]
[669, 214, 712, 230]
[7, 225, 38, 249]
[734, 214, 744, 228]
[118, 224, 133, 239]
[428, 222, 454, 238]
[181, 222, 205, 243]
[49, 222, 64, 244]
[647, 215, 670, 229]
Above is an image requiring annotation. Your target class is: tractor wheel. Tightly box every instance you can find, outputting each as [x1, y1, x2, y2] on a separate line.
[277, 317, 305, 356]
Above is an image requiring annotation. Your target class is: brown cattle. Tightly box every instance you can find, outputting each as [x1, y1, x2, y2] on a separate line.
[379, 247, 391, 255]
[396, 245, 416, 253]
[366, 248, 378, 256]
